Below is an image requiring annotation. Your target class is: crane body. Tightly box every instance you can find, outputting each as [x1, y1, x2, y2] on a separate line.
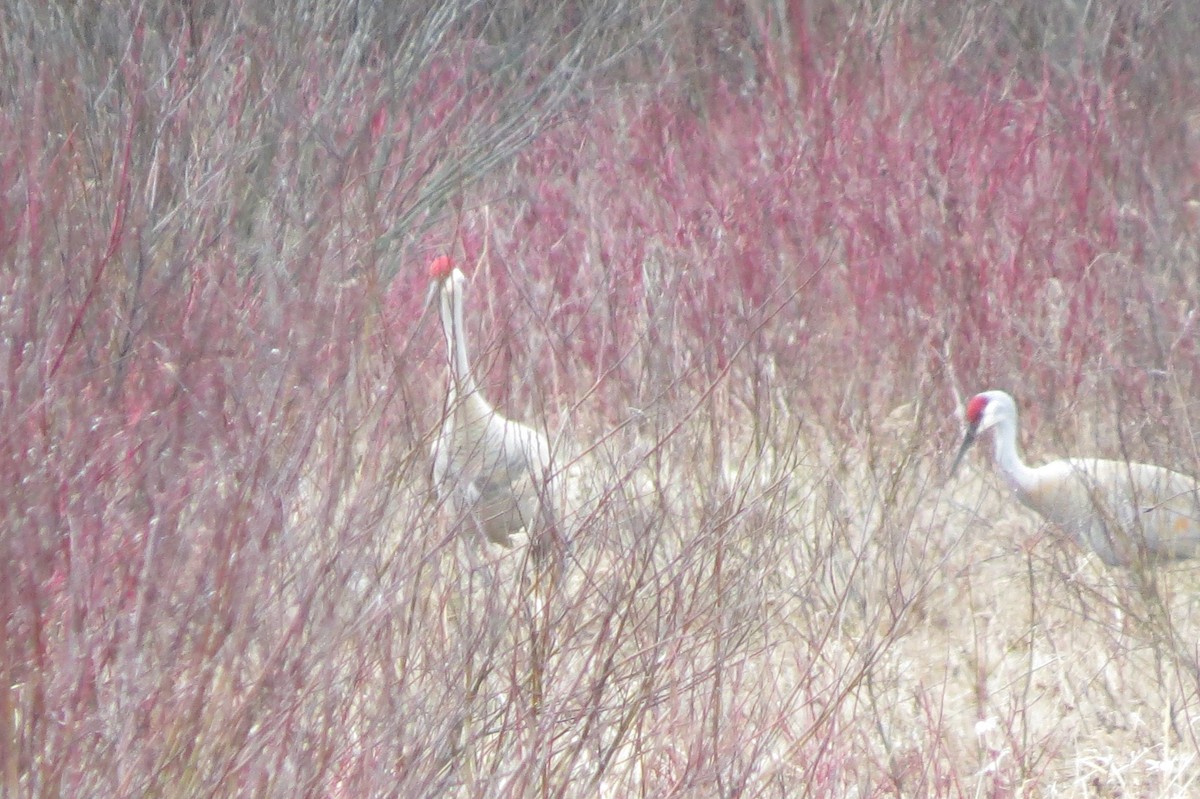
[952, 390, 1200, 567]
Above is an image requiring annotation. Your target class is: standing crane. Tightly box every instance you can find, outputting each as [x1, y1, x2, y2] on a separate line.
[425, 255, 560, 561]
[950, 390, 1200, 567]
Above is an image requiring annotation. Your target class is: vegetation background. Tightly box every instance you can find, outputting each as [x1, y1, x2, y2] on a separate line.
[3, 0, 1200, 795]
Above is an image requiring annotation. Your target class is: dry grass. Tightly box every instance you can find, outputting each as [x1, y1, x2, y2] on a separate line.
[4, 0, 1200, 796]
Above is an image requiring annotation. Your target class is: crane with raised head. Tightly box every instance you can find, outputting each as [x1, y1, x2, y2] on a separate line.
[951, 390, 1200, 567]
[425, 255, 560, 561]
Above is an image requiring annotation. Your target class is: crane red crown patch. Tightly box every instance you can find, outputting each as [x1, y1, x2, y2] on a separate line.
[966, 394, 989, 425]
[428, 255, 453, 281]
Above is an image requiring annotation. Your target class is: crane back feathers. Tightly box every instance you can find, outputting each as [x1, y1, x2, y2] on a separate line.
[1014, 457, 1200, 566]
[431, 399, 556, 548]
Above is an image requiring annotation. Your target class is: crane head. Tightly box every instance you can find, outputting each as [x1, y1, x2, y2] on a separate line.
[423, 255, 467, 314]
[426, 256, 467, 292]
[950, 391, 1014, 476]
[428, 255, 454, 283]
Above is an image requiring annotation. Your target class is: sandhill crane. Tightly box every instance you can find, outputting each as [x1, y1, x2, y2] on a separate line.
[425, 256, 560, 561]
[951, 390, 1200, 567]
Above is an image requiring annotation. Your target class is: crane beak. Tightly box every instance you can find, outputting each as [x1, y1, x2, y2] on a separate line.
[949, 424, 978, 477]
[421, 280, 440, 314]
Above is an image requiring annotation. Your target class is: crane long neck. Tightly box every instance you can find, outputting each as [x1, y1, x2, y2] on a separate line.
[991, 413, 1037, 494]
[440, 282, 478, 397]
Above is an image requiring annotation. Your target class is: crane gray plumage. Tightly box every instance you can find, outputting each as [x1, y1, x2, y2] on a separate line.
[427, 258, 558, 553]
[952, 390, 1200, 567]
